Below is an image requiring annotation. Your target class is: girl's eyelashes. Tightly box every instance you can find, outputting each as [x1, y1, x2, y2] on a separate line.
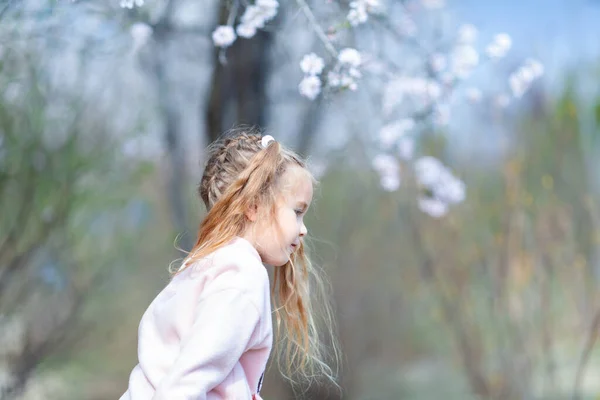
[295, 209, 304, 216]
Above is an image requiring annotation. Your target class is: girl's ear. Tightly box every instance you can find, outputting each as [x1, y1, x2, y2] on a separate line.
[245, 203, 259, 222]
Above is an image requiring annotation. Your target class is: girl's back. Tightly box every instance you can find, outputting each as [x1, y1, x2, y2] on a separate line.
[120, 237, 272, 400]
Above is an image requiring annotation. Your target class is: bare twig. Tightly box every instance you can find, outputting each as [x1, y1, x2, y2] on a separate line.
[295, 0, 338, 58]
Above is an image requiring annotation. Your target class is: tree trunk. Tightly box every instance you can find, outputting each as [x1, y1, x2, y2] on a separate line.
[205, 2, 271, 143]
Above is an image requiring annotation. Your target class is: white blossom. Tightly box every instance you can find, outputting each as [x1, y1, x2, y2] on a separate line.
[509, 73, 528, 98]
[300, 53, 325, 76]
[457, 24, 478, 44]
[257, 0, 279, 8]
[381, 174, 401, 191]
[415, 156, 444, 187]
[451, 45, 479, 78]
[486, 33, 512, 59]
[328, 71, 342, 87]
[372, 154, 401, 192]
[348, 67, 362, 79]
[525, 58, 544, 77]
[426, 81, 442, 101]
[435, 172, 466, 204]
[241, 6, 266, 28]
[299, 75, 322, 100]
[212, 26, 236, 48]
[348, 5, 368, 26]
[341, 75, 358, 92]
[419, 197, 448, 217]
[236, 24, 257, 39]
[378, 119, 415, 148]
[239, 1, 279, 34]
[384, 76, 443, 108]
[347, 0, 381, 26]
[327, 49, 363, 91]
[509, 58, 544, 98]
[120, 0, 143, 9]
[414, 157, 465, 216]
[256, 0, 279, 20]
[353, 0, 381, 11]
[397, 136, 415, 160]
[338, 48, 362, 67]
[130, 22, 152, 51]
[373, 154, 397, 172]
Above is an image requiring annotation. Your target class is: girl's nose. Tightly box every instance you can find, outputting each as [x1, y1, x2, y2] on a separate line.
[300, 222, 308, 237]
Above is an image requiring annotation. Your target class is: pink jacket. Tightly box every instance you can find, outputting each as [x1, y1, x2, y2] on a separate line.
[120, 237, 273, 400]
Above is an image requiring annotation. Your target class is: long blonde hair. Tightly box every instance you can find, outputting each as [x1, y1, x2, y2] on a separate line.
[174, 127, 339, 385]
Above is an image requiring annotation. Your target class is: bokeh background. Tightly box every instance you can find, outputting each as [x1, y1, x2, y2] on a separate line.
[2, 0, 600, 399]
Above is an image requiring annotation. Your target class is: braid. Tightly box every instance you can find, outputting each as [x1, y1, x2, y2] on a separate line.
[199, 127, 264, 210]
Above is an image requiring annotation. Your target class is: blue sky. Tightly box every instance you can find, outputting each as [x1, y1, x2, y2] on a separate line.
[453, 0, 600, 86]
[432, 0, 600, 161]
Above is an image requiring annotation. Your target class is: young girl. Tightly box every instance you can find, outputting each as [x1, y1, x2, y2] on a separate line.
[120, 128, 337, 399]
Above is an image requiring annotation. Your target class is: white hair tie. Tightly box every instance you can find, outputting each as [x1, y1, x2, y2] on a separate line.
[261, 135, 275, 148]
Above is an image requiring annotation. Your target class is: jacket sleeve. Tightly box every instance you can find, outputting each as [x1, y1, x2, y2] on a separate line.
[151, 288, 261, 400]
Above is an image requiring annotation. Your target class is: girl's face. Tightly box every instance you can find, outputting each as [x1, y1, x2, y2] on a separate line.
[247, 166, 313, 267]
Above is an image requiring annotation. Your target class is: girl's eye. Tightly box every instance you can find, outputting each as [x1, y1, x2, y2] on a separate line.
[295, 209, 303, 216]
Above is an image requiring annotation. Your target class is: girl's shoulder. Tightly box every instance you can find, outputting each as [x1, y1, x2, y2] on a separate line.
[182, 237, 269, 302]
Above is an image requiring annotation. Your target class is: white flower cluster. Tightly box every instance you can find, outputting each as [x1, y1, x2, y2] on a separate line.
[212, 26, 236, 48]
[509, 58, 544, 98]
[328, 48, 363, 91]
[382, 76, 442, 114]
[372, 154, 401, 192]
[414, 156, 465, 217]
[451, 44, 479, 78]
[130, 22, 153, 51]
[120, 0, 143, 8]
[347, 0, 381, 27]
[298, 48, 364, 100]
[446, 27, 512, 81]
[237, 0, 279, 38]
[212, 0, 279, 48]
[299, 53, 325, 100]
[378, 119, 415, 156]
[485, 33, 512, 59]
